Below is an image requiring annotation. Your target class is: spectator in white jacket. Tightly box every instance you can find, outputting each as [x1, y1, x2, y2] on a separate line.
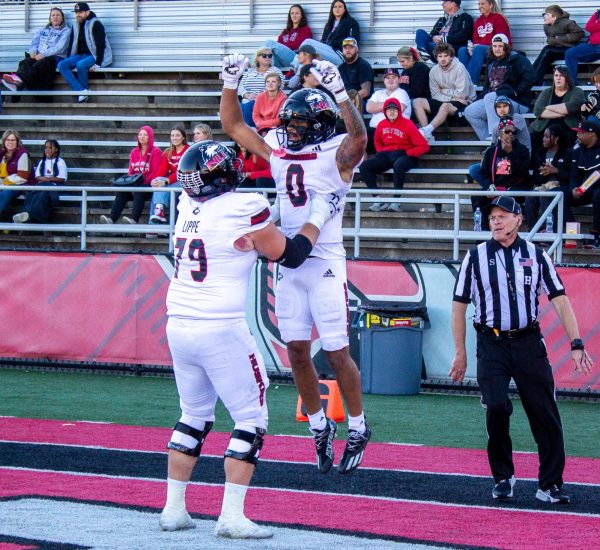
[413, 43, 475, 143]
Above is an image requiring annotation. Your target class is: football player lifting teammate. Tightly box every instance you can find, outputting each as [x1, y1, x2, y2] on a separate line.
[159, 140, 334, 539]
[220, 53, 371, 475]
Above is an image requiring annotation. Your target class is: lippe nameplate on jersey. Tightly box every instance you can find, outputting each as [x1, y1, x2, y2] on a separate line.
[365, 313, 423, 329]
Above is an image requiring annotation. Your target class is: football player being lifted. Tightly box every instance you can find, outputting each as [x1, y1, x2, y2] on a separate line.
[220, 54, 371, 475]
[159, 140, 334, 539]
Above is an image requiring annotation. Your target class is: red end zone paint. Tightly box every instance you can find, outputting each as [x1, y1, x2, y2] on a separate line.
[2, 418, 600, 484]
[1, 469, 599, 549]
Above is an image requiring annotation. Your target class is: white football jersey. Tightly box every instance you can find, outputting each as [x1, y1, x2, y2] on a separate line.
[166, 191, 271, 320]
[265, 130, 349, 259]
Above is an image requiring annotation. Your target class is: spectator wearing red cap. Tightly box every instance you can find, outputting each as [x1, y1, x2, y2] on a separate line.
[359, 97, 429, 212]
[458, 0, 511, 84]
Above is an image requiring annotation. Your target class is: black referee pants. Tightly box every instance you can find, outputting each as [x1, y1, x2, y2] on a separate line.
[476, 331, 565, 490]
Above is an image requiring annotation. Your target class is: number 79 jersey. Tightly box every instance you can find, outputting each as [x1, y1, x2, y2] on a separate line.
[166, 191, 271, 320]
[265, 131, 350, 260]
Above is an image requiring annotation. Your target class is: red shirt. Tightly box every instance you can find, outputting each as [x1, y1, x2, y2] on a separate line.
[374, 117, 430, 157]
[472, 13, 511, 46]
[238, 151, 272, 180]
[156, 144, 190, 183]
[278, 26, 312, 51]
[253, 90, 287, 131]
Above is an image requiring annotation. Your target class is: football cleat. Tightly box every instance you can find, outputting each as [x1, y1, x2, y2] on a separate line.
[492, 476, 515, 500]
[159, 508, 196, 531]
[338, 423, 371, 474]
[311, 418, 337, 474]
[214, 516, 273, 539]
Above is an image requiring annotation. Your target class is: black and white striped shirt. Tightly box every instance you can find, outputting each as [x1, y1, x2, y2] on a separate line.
[453, 237, 565, 331]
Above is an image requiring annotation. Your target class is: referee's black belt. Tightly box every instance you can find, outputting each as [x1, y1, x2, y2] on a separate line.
[474, 322, 540, 340]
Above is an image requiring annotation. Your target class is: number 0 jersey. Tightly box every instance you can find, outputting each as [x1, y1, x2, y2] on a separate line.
[166, 191, 271, 320]
[265, 130, 350, 260]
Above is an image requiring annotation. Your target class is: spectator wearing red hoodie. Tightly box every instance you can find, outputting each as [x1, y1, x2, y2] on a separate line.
[100, 125, 162, 225]
[359, 97, 430, 212]
[565, 9, 600, 86]
[237, 144, 275, 189]
[457, 0, 511, 84]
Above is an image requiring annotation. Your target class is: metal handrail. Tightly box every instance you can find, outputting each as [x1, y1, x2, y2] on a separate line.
[0, 185, 566, 261]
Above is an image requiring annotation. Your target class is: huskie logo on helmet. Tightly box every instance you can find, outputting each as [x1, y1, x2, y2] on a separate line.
[277, 88, 337, 151]
[177, 140, 245, 200]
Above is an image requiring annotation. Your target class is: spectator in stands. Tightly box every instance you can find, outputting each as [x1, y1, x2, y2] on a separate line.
[413, 43, 476, 143]
[528, 65, 584, 159]
[359, 97, 430, 212]
[147, 125, 190, 228]
[532, 5, 584, 86]
[565, 9, 600, 86]
[458, 0, 510, 84]
[0, 130, 33, 217]
[57, 2, 112, 103]
[414, 0, 474, 62]
[464, 34, 535, 141]
[470, 117, 531, 220]
[253, 72, 287, 134]
[295, 0, 360, 66]
[101, 126, 162, 226]
[237, 144, 275, 189]
[489, 95, 531, 151]
[265, 4, 312, 68]
[524, 124, 573, 231]
[238, 48, 284, 127]
[287, 44, 318, 90]
[12, 139, 68, 224]
[581, 67, 600, 122]
[193, 123, 212, 143]
[1, 7, 69, 93]
[396, 47, 431, 102]
[568, 119, 600, 249]
[338, 37, 374, 107]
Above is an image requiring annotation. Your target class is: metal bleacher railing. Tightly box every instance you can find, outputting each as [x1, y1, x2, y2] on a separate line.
[0, 185, 566, 262]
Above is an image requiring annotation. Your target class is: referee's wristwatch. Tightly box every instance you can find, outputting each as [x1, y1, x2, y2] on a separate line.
[570, 338, 585, 351]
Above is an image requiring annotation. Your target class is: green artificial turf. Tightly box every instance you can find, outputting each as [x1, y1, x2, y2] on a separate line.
[1, 368, 598, 457]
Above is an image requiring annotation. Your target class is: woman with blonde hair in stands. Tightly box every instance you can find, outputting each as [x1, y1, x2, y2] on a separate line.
[238, 47, 284, 127]
[193, 123, 212, 142]
[252, 72, 287, 135]
[0, 130, 33, 217]
[147, 124, 190, 228]
[458, 0, 511, 84]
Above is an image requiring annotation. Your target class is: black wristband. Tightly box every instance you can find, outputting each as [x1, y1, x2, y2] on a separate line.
[570, 338, 584, 351]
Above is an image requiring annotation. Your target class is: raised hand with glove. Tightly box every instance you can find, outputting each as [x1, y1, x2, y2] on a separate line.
[221, 53, 249, 90]
[310, 60, 349, 104]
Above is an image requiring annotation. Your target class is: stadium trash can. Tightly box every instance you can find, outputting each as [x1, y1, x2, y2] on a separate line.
[353, 303, 429, 396]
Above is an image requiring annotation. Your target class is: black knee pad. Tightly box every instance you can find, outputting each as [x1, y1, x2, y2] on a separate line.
[166, 421, 213, 457]
[223, 428, 266, 465]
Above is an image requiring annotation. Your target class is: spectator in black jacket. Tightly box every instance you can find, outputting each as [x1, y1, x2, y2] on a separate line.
[568, 120, 600, 249]
[338, 38, 374, 105]
[524, 124, 574, 231]
[415, 0, 474, 61]
[464, 33, 536, 140]
[396, 47, 430, 103]
[471, 117, 531, 222]
[295, 0, 359, 66]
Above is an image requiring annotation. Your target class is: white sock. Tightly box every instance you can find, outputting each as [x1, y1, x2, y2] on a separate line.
[348, 413, 366, 433]
[423, 124, 433, 134]
[307, 409, 327, 431]
[220, 482, 248, 519]
[164, 477, 188, 511]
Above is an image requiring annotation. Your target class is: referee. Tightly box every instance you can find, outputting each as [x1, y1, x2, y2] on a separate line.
[450, 196, 593, 504]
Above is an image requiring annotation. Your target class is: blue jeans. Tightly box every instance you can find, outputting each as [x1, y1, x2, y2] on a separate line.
[0, 188, 22, 215]
[149, 183, 180, 223]
[264, 40, 296, 68]
[57, 54, 96, 91]
[458, 44, 488, 84]
[565, 43, 600, 85]
[292, 39, 343, 67]
[241, 100, 256, 127]
[415, 29, 436, 58]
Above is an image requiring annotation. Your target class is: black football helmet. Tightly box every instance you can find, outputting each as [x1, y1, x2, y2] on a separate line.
[277, 88, 337, 151]
[177, 140, 244, 199]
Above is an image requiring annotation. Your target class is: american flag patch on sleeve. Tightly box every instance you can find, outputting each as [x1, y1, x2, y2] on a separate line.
[519, 257, 533, 267]
[250, 207, 270, 226]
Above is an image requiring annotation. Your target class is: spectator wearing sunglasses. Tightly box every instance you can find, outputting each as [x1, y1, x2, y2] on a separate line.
[528, 65, 583, 162]
[532, 5, 584, 86]
[470, 117, 531, 220]
[238, 48, 284, 127]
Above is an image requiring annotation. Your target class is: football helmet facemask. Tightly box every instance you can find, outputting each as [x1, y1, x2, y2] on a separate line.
[177, 140, 244, 199]
[277, 88, 337, 151]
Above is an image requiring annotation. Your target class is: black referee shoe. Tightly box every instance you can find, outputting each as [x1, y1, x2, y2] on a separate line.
[536, 485, 570, 504]
[492, 476, 515, 499]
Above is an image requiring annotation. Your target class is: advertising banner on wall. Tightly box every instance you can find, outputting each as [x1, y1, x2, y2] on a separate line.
[0, 252, 597, 391]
